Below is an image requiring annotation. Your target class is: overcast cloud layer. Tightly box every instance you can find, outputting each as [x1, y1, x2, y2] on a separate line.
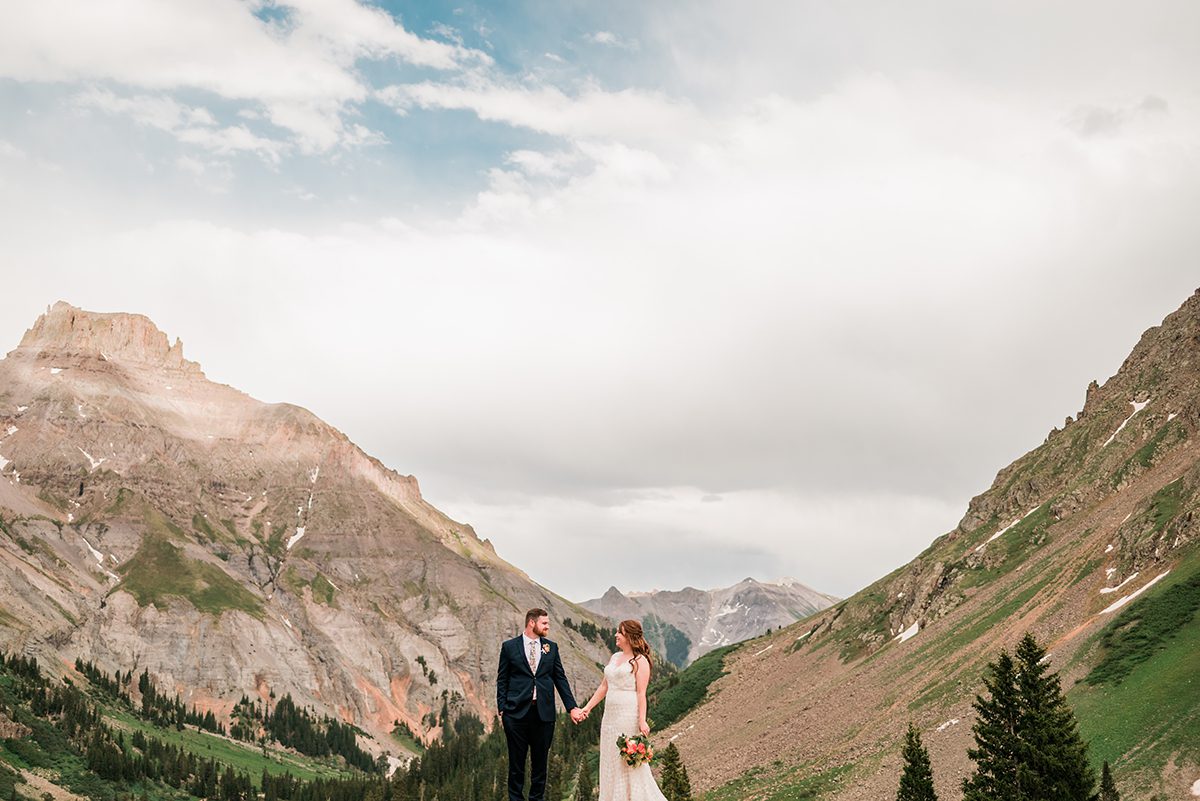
[1, 1, 1198, 600]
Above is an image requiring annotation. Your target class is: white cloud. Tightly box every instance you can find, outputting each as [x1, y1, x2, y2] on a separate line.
[0, 0, 488, 152]
[175, 155, 234, 193]
[75, 88, 287, 162]
[0, 140, 27, 160]
[378, 79, 703, 144]
[586, 31, 637, 50]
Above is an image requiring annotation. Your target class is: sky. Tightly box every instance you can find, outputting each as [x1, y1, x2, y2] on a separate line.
[1, 1, 1199, 601]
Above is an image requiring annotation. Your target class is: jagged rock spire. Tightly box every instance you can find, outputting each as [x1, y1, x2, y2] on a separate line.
[12, 301, 202, 373]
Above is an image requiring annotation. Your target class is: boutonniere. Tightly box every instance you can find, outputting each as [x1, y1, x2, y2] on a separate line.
[542, 643, 551, 655]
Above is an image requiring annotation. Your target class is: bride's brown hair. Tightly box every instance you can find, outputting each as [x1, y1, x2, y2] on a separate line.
[618, 620, 653, 676]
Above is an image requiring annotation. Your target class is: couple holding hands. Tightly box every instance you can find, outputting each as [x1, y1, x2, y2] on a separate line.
[497, 608, 668, 801]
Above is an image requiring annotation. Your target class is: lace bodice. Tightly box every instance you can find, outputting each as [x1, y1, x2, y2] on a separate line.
[603, 653, 638, 692]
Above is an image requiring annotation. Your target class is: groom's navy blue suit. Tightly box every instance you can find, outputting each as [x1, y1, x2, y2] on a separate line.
[497, 636, 578, 801]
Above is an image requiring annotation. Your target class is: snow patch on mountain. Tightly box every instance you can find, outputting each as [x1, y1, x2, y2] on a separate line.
[1099, 572, 1139, 595]
[1102, 399, 1150, 448]
[77, 447, 106, 471]
[976, 506, 1039, 552]
[1101, 572, 1170, 615]
[287, 527, 306, 550]
[894, 621, 919, 643]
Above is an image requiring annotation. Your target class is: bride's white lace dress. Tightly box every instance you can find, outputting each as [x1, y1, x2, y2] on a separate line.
[598, 653, 668, 801]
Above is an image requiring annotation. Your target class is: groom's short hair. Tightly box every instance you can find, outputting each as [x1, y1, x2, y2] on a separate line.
[525, 608, 549, 626]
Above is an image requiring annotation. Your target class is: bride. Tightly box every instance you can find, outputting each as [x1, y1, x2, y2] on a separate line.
[579, 619, 669, 800]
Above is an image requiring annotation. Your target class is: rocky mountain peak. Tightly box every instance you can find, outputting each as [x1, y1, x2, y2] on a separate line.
[584, 577, 837, 665]
[11, 301, 202, 374]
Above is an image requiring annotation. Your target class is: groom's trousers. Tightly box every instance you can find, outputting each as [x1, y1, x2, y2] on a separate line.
[503, 707, 555, 801]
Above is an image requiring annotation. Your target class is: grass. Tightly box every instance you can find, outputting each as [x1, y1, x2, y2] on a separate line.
[107, 709, 353, 784]
[1111, 422, 1184, 487]
[701, 761, 855, 801]
[191, 513, 235, 545]
[116, 533, 265, 620]
[1072, 601, 1200, 776]
[1146, 478, 1187, 535]
[648, 644, 736, 730]
[1070, 555, 1104, 588]
[390, 726, 425, 755]
[1071, 549, 1200, 779]
[1085, 558, 1200, 686]
[311, 573, 337, 606]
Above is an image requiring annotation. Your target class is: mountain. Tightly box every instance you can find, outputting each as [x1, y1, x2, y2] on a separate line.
[582, 578, 838, 666]
[0, 301, 610, 760]
[658, 290, 1200, 801]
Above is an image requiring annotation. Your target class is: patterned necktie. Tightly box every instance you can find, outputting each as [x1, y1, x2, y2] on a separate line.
[528, 640, 538, 700]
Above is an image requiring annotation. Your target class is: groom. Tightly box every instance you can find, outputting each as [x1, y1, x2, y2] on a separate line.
[497, 608, 584, 801]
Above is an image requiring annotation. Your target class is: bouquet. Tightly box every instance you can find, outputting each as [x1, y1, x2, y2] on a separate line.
[616, 733, 654, 767]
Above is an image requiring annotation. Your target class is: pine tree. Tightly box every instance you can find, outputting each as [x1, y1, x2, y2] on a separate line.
[546, 754, 565, 801]
[964, 634, 1097, 801]
[963, 649, 1022, 801]
[896, 722, 937, 801]
[657, 743, 693, 801]
[659, 742, 681, 799]
[1012, 634, 1096, 801]
[573, 757, 593, 801]
[1099, 761, 1119, 801]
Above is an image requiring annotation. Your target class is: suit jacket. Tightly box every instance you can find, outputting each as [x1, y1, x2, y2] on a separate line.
[496, 636, 578, 722]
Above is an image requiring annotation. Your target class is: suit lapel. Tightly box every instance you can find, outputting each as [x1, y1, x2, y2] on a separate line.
[535, 641, 551, 676]
[515, 637, 536, 677]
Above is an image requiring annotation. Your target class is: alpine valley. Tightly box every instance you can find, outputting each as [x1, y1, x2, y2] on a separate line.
[4, 289, 1200, 801]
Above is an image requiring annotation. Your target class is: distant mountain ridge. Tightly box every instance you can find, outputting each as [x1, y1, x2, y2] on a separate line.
[0, 301, 611, 760]
[582, 577, 838, 666]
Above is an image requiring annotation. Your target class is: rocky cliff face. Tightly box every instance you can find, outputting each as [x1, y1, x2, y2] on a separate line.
[0, 302, 609, 759]
[583, 578, 838, 665]
[659, 290, 1200, 800]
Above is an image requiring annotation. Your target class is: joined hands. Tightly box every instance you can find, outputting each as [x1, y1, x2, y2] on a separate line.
[570, 707, 589, 724]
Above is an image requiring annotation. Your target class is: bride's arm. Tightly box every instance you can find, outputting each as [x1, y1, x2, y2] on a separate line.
[581, 677, 608, 716]
[635, 658, 652, 736]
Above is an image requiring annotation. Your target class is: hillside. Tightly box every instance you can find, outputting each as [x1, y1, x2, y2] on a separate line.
[583, 578, 838, 666]
[0, 302, 611, 762]
[661, 290, 1200, 801]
